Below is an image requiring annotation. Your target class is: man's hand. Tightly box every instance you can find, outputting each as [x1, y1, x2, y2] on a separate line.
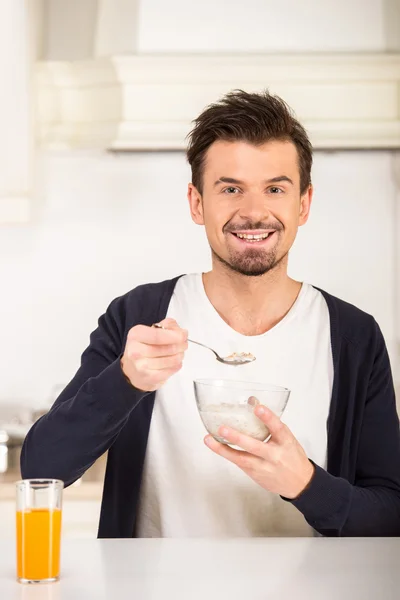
[121, 318, 188, 392]
[204, 404, 315, 499]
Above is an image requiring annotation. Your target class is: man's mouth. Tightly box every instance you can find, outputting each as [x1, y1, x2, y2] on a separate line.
[230, 231, 276, 243]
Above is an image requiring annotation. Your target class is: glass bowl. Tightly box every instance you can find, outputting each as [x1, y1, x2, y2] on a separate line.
[194, 379, 290, 444]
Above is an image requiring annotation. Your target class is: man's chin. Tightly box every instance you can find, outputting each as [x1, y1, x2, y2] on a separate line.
[228, 263, 275, 277]
[212, 249, 282, 277]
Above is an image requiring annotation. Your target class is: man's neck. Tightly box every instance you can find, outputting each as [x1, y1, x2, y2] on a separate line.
[202, 261, 302, 336]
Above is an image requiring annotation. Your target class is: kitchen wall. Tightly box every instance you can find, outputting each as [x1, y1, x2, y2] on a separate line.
[43, 0, 394, 59]
[0, 0, 399, 407]
[0, 149, 398, 407]
[137, 0, 387, 53]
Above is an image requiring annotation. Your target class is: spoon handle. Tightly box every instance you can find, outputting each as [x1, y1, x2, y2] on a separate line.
[187, 338, 220, 359]
[152, 324, 220, 359]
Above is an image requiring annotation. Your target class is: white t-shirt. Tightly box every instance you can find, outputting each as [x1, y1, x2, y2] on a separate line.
[136, 274, 333, 538]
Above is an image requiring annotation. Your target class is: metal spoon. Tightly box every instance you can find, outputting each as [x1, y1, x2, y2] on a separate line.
[152, 323, 256, 366]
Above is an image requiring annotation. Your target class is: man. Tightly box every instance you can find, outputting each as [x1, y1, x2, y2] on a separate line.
[21, 90, 400, 538]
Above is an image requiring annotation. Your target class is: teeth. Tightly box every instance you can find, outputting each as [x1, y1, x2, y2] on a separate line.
[236, 233, 270, 240]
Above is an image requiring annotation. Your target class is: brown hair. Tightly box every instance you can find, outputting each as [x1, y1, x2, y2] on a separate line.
[186, 89, 312, 195]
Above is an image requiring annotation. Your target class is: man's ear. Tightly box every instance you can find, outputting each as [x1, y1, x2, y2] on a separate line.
[187, 183, 204, 225]
[299, 185, 313, 226]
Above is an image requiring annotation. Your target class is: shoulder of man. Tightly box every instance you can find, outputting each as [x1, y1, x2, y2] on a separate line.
[313, 285, 382, 351]
[103, 274, 184, 336]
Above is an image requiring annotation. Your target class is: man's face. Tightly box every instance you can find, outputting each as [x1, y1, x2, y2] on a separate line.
[188, 140, 312, 277]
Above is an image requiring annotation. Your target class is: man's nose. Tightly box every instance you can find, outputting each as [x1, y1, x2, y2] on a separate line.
[238, 194, 270, 222]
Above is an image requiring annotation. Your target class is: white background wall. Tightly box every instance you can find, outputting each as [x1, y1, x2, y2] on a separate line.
[42, 0, 392, 59]
[1, 0, 399, 408]
[0, 149, 398, 407]
[137, 0, 387, 53]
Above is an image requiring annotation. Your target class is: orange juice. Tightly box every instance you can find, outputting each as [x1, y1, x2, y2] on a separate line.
[16, 508, 62, 581]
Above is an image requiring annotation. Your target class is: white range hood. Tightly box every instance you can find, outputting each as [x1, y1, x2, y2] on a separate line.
[37, 53, 400, 151]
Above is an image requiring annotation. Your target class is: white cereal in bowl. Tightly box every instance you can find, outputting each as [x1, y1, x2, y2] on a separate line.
[199, 403, 269, 443]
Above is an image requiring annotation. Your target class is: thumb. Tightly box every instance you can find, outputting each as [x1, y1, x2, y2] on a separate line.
[155, 319, 187, 339]
[254, 405, 289, 444]
[156, 317, 180, 330]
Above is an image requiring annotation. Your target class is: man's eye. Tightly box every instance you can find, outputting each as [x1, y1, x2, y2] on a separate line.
[269, 187, 283, 194]
[223, 187, 239, 194]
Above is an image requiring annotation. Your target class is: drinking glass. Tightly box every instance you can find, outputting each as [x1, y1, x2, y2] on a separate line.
[16, 479, 63, 584]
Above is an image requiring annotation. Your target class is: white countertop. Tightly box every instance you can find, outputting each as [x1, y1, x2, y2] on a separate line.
[1, 537, 400, 599]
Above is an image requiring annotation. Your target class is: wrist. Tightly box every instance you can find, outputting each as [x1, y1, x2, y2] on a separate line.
[119, 357, 149, 393]
[286, 460, 315, 500]
[120, 357, 133, 386]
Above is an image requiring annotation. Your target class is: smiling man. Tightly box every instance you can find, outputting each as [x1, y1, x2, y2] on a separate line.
[192, 141, 302, 280]
[21, 90, 400, 538]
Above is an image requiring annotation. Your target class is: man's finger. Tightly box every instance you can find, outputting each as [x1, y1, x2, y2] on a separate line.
[150, 366, 183, 383]
[204, 435, 262, 471]
[130, 341, 188, 359]
[129, 324, 187, 345]
[136, 353, 184, 371]
[213, 425, 269, 459]
[254, 405, 290, 444]
[156, 318, 180, 330]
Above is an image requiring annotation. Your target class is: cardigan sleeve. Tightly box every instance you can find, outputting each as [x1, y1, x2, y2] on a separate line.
[21, 294, 149, 487]
[288, 321, 400, 536]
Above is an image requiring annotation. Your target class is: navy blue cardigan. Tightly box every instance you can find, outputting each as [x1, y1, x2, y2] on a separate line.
[21, 276, 400, 537]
